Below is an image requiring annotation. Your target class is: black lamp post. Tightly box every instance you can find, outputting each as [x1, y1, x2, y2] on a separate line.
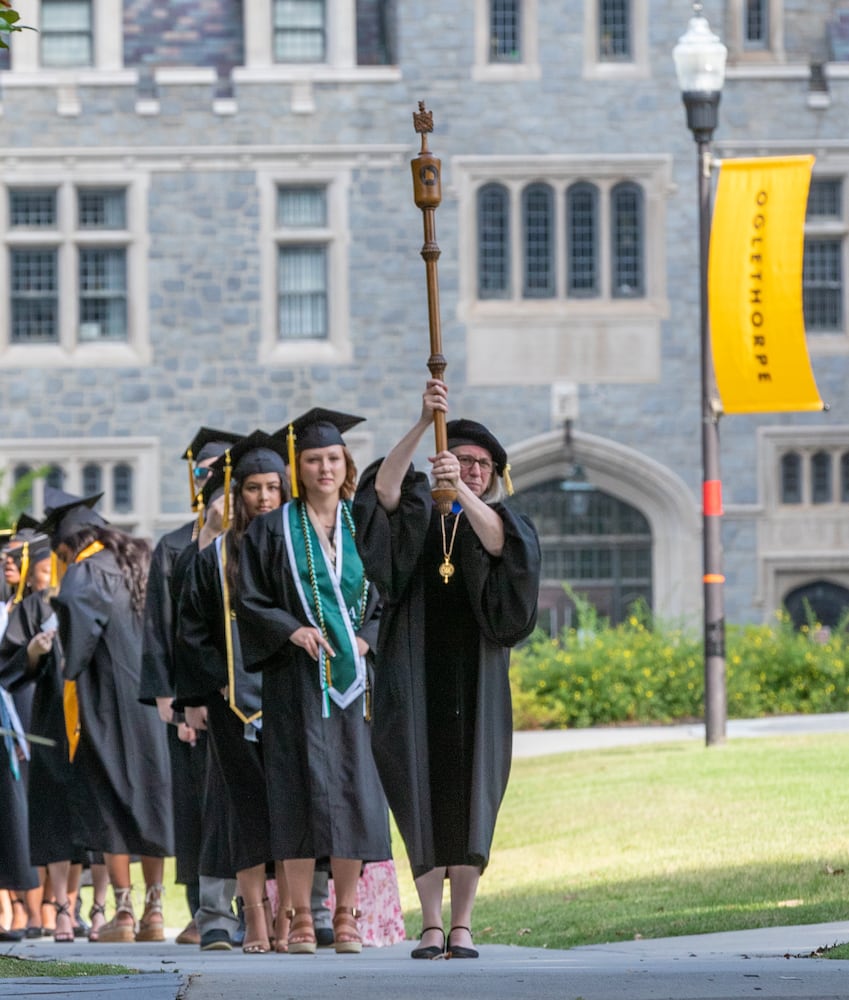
[673, 5, 728, 747]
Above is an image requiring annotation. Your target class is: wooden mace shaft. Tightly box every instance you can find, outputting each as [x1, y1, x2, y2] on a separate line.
[411, 103, 454, 514]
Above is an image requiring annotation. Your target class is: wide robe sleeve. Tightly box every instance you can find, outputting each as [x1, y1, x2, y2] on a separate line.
[461, 503, 541, 648]
[236, 508, 310, 674]
[139, 521, 194, 705]
[0, 593, 49, 693]
[173, 542, 228, 707]
[51, 561, 109, 682]
[352, 459, 433, 601]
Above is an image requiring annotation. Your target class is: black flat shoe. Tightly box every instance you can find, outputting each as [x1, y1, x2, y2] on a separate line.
[0, 929, 24, 942]
[410, 925, 445, 959]
[447, 925, 478, 959]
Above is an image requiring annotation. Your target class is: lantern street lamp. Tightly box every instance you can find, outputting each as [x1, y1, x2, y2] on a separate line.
[673, 5, 728, 747]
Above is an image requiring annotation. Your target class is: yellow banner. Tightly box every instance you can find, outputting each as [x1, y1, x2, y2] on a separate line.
[708, 155, 824, 414]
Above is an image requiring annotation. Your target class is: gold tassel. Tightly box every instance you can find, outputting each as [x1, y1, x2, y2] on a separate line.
[503, 462, 514, 496]
[287, 423, 298, 498]
[49, 552, 59, 590]
[14, 542, 29, 603]
[63, 679, 80, 761]
[222, 450, 232, 531]
[186, 447, 197, 509]
[196, 495, 205, 531]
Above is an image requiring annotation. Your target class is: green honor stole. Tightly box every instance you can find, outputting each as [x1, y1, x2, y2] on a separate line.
[284, 500, 369, 716]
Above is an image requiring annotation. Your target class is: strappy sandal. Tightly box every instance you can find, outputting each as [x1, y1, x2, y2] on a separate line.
[241, 901, 271, 954]
[332, 905, 362, 954]
[136, 884, 165, 943]
[95, 887, 136, 944]
[274, 905, 291, 954]
[286, 906, 316, 954]
[447, 925, 479, 959]
[410, 925, 445, 959]
[52, 901, 74, 943]
[87, 902, 106, 943]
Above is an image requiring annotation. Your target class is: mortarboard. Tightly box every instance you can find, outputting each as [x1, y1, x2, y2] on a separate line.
[277, 408, 365, 498]
[40, 489, 107, 548]
[209, 430, 289, 529]
[447, 418, 513, 495]
[181, 426, 244, 511]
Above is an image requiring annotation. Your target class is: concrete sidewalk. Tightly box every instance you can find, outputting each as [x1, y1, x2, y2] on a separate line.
[4, 922, 849, 1000]
[4, 714, 849, 1000]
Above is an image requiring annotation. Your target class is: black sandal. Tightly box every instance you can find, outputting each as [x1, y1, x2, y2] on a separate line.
[411, 925, 445, 959]
[447, 925, 479, 959]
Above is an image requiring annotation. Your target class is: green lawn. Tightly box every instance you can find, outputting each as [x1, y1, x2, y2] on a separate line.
[75, 731, 849, 955]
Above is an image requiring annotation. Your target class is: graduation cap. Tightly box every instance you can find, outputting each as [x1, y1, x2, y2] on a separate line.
[277, 408, 365, 498]
[14, 512, 41, 532]
[209, 430, 289, 529]
[6, 528, 53, 602]
[181, 426, 244, 510]
[40, 489, 107, 548]
[447, 418, 514, 495]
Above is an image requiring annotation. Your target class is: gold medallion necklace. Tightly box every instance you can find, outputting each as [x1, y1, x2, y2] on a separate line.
[439, 511, 462, 584]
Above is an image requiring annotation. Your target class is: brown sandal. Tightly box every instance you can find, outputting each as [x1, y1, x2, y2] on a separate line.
[286, 906, 316, 954]
[274, 906, 291, 954]
[136, 884, 165, 943]
[332, 905, 362, 954]
[241, 902, 271, 954]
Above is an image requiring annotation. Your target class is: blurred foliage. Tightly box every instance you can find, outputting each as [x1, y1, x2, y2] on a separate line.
[511, 585, 849, 729]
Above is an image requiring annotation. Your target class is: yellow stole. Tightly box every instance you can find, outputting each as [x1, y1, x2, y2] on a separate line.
[63, 541, 105, 761]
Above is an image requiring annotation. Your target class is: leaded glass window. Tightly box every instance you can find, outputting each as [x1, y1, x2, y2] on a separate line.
[567, 182, 599, 297]
[478, 183, 510, 298]
[811, 450, 832, 504]
[41, 0, 93, 68]
[611, 182, 643, 297]
[523, 183, 554, 298]
[273, 0, 326, 62]
[599, 0, 630, 60]
[780, 452, 802, 504]
[490, 0, 521, 62]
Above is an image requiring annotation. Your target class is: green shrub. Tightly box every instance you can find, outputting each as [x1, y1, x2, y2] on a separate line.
[511, 589, 849, 729]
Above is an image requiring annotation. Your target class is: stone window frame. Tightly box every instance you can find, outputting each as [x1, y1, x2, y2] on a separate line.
[454, 153, 670, 387]
[256, 166, 352, 366]
[725, 0, 785, 65]
[583, 0, 649, 80]
[0, 437, 160, 536]
[0, 171, 151, 368]
[472, 0, 540, 82]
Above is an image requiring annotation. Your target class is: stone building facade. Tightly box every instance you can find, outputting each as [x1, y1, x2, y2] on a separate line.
[0, 0, 846, 633]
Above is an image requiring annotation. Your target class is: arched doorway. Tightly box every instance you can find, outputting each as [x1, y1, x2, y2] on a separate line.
[510, 477, 653, 635]
[784, 580, 849, 630]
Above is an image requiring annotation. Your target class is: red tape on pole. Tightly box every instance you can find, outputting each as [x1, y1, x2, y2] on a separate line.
[703, 479, 723, 516]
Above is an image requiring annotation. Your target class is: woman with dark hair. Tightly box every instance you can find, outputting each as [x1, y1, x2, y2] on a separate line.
[0, 528, 86, 943]
[237, 409, 390, 956]
[175, 430, 289, 955]
[353, 379, 541, 960]
[45, 491, 174, 944]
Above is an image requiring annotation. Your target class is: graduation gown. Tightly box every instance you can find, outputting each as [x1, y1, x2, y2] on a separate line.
[352, 460, 541, 877]
[52, 547, 174, 857]
[140, 519, 206, 885]
[174, 535, 271, 873]
[0, 590, 85, 865]
[237, 502, 391, 864]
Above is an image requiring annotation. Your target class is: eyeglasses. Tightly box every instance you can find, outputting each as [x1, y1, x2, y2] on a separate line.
[456, 454, 493, 473]
[193, 466, 211, 481]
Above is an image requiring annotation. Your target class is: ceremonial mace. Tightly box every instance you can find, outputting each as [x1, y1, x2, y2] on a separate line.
[411, 102, 455, 516]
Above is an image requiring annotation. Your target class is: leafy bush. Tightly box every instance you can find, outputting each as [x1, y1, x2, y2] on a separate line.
[511, 588, 849, 729]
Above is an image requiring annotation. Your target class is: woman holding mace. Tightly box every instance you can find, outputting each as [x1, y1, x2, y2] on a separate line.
[236, 409, 389, 956]
[352, 378, 541, 959]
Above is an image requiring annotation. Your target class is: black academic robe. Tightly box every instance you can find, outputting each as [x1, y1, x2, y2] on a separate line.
[236, 503, 391, 864]
[52, 548, 174, 857]
[352, 461, 541, 877]
[0, 590, 85, 866]
[174, 536, 271, 873]
[140, 519, 206, 886]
